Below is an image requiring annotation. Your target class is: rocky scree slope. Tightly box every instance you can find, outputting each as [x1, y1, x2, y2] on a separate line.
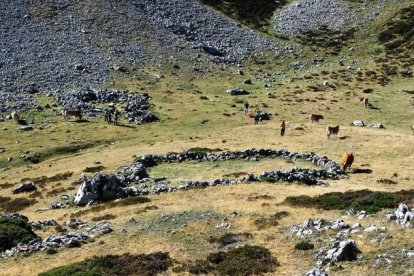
[0, 0, 281, 95]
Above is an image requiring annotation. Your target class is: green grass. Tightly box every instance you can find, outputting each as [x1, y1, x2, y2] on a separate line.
[285, 189, 414, 213]
[148, 158, 317, 184]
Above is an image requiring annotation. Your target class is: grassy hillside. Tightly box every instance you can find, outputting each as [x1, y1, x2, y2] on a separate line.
[0, 1, 413, 275]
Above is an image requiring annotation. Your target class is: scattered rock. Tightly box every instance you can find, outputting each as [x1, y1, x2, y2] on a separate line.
[352, 120, 365, 127]
[12, 182, 36, 194]
[226, 88, 250, 95]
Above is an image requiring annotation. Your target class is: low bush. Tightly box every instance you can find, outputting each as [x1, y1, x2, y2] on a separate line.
[39, 252, 173, 276]
[214, 245, 278, 275]
[285, 190, 414, 213]
[295, 241, 314, 251]
[0, 217, 38, 251]
[83, 166, 106, 173]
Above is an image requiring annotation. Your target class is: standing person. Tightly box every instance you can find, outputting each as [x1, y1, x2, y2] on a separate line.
[113, 109, 119, 126]
[280, 120, 286, 136]
[104, 109, 109, 123]
[107, 109, 112, 124]
[244, 102, 249, 115]
[254, 110, 260, 125]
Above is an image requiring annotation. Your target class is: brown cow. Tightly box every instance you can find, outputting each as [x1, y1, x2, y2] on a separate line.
[62, 108, 82, 121]
[326, 125, 340, 139]
[342, 151, 354, 172]
[310, 114, 324, 123]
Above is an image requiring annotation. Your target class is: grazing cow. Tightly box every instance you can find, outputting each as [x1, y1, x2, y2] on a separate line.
[342, 151, 354, 173]
[326, 125, 340, 139]
[310, 114, 324, 123]
[360, 97, 369, 107]
[62, 108, 82, 121]
[10, 111, 19, 122]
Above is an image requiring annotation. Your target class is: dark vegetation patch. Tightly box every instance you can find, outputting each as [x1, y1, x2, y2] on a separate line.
[297, 26, 355, 53]
[0, 198, 38, 212]
[91, 214, 117, 221]
[199, 0, 287, 31]
[42, 141, 111, 160]
[254, 211, 288, 229]
[377, 178, 398, 185]
[285, 190, 414, 213]
[247, 194, 275, 201]
[28, 1, 59, 19]
[175, 245, 278, 275]
[223, 171, 247, 178]
[135, 205, 159, 215]
[39, 252, 173, 276]
[72, 197, 151, 217]
[295, 241, 314, 251]
[0, 217, 38, 251]
[21, 172, 73, 188]
[83, 166, 106, 173]
[187, 147, 222, 155]
[0, 182, 14, 190]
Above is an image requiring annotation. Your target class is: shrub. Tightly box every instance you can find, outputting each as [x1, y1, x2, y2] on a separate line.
[285, 190, 414, 213]
[40, 252, 173, 276]
[295, 241, 314, 251]
[214, 245, 278, 275]
[83, 166, 106, 173]
[0, 217, 38, 251]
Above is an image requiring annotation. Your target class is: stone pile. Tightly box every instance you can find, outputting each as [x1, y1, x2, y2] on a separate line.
[0, 213, 112, 259]
[385, 203, 413, 227]
[290, 219, 351, 237]
[315, 240, 361, 266]
[74, 148, 343, 205]
[53, 89, 158, 125]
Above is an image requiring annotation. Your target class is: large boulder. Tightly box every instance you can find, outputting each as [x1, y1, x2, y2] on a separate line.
[74, 174, 126, 206]
[317, 240, 360, 265]
[395, 203, 413, 227]
[12, 182, 36, 194]
[306, 267, 328, 276]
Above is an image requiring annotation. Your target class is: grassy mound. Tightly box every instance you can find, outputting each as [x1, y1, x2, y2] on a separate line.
[177, 245, 278, 275]
[39, 252, 173, 276]
[295, 241, 314, 251]
[0, 217, 38, 251]
[378, 5, 414, 60]
[285, 189, 414, 213]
